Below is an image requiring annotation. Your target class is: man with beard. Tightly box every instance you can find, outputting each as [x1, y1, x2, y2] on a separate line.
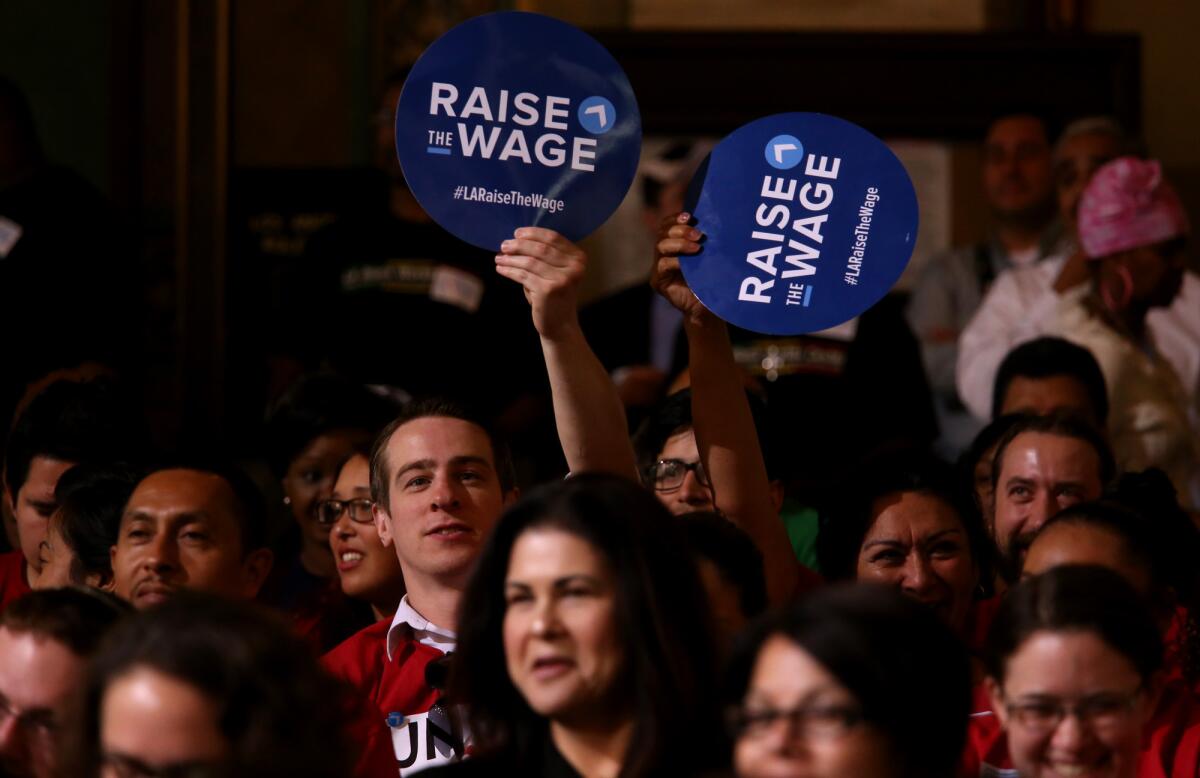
[988, 412, 1113, 583]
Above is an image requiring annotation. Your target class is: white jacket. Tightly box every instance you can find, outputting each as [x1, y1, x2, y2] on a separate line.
[956, 257, 1200, 423]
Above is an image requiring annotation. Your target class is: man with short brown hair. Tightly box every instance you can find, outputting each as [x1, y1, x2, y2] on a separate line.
[0, 588, 127, 777]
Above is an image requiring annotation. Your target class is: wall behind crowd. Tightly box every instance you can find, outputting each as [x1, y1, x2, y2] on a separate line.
[1090, 1, 1200, 238]
[1, 0, 1195, 450]
[0, 0, 113, 197]
[6, 0, 1198, 230]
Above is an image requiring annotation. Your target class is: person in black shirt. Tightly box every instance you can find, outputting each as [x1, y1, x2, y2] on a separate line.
[428, 475, 725, 778]
[0, 78, 140, 437]
[287, 72, 542, 422]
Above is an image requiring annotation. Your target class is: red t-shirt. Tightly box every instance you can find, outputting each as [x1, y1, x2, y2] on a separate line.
[324, 619, 463, 775]
[0, 551, 32, 610]
[794, 561, 824, 597]
[959, 679, 1200, 778]
[964, 595, 1003, 655]
[1162, 606, 1197, 692]
[959, 697, 1011, 778]
[1143, 682, 1200, 778]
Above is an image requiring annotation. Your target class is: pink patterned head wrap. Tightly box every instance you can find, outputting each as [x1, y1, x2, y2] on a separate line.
[1078, 156, 1190, 259]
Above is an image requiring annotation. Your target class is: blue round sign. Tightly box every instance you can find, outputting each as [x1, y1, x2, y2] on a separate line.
[682, 113, 918, 335]
[395, 12, 642, 250]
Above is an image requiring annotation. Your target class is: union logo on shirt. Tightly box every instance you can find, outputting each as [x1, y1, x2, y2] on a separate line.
[388, 708, 468, 774]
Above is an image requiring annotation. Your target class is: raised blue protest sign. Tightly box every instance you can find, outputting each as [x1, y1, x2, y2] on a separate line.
[395, 12, 642, 250]
[682, 113, 918, 335]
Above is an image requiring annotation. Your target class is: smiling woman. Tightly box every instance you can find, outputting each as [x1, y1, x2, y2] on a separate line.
[265, 373, 399, 582]
[817, 451, 992, 641]
[261, 373, 398, 650]
[321, 452, 405, 620]
[974, 565, 1200, 778]
[425, 473, 724, 778]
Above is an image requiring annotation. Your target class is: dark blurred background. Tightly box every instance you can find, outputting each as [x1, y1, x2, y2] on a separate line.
[1, 0, 1197, 456]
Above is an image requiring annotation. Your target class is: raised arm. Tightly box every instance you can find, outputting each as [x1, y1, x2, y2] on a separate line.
[653, 213, 801, 605]
[495, 227, 639, 480]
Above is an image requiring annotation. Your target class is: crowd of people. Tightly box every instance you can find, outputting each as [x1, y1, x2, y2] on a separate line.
[0, 96, 1198, 778]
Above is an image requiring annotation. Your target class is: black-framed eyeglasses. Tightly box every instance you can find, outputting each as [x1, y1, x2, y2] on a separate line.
[725, 702, 863, 740]
[315, 497, 375, 526]
[1002, 684, 1144, 734]
[643, 458, 710, 492]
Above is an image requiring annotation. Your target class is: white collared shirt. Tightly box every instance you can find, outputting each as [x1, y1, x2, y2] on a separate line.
[386, 594, 457, 661]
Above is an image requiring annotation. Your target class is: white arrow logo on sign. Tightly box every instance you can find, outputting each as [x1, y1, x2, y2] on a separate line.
[764, 134, 804, 170]
[584, 104, 608, 129]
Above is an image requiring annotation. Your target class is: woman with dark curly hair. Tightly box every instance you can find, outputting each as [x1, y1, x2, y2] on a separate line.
[70, 592, 363, 778]
[426, 473, 725, 777]
[817, 450, 993, 644]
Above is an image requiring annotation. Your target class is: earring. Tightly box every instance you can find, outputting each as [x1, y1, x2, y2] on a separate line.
[283, 496, 292, 506]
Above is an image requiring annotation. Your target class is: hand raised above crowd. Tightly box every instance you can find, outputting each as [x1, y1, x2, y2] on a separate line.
[648, 211, 804, 607]
[652, 212, 711, 325]
[494, 227, 587, 341]
[495, 225, 638, 480]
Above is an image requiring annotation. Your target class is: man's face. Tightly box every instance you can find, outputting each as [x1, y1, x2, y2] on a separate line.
[983, 116, 1054, 222]
[111, 470, 270, 608]
[6, 457, 74, 576]
[0, 627, 85, 778]
[1122, 243, 1187, 310]
[1054, 130, 1121, 235]
[374, 417, 510, 589]
[991, 432, 1104, 579]
[653, 428, 716, 516]
[999, 375, 1098, 426]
